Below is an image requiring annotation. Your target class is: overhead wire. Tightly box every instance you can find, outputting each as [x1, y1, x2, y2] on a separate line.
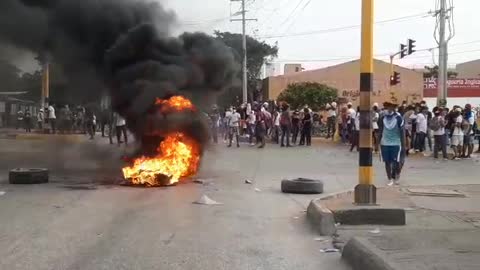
[259, 12, 430, 39]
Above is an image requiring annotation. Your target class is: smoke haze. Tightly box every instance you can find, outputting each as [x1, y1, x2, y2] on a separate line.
[0, 0, 238, 157]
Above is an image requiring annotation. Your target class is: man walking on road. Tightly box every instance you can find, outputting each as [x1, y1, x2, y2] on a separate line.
[379, 102, 405, 186]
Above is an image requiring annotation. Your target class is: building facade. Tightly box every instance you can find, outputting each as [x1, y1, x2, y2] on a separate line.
[263, 59, 424, 106]
[456, 59, 480, 79]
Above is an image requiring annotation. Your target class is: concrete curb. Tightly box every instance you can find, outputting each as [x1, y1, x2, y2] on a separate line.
[342, 237, 397, 270]
[306, 199, 336, 236]
[335, 207, 406, 225]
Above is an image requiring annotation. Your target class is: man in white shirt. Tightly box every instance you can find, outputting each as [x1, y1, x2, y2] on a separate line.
[48, 104, 57, 134]
[415, 108, 428, 152]
[326, 103, 337, 139]
[114, 112, 128, 146]
[451, 108, 464, 159]
[346, 102, 356, 144]
[228, 108, 241, 148]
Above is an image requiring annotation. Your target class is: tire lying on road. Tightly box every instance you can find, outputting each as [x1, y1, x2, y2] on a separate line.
[9, 168, 49, 184]
[281, 178, 324, 194]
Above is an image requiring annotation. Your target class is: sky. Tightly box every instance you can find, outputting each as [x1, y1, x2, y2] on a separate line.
[163, 0, 480, 74]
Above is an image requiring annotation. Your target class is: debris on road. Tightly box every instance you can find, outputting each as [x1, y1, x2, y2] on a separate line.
[281, 178, 324, 194]
[0, 191, 5, 196]
[193, 179, 205, 184]
[245, 179, 253, 184]
[319, 248, 339, 253]
[369, 227, 381, 234]
[193, 194, 223, 205]
[293, 216, 299, 219]
[314, 237, 330, 243]
[254, 187, 262, 192]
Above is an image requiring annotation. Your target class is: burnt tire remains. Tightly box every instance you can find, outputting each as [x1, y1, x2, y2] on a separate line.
[9, 168, 49, 184]
[281, 178, 324, 194]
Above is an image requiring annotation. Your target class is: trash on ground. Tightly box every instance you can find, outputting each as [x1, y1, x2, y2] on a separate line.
[369, 227, 381, 234]
[0, 191, 5, 196]
[193, 194, 223, 205]
[335, 222, 341, 227]
[254, 188, 262, 192]
[293, 216, 299, 219]
[245, 179, 253, 184]
[320, 248, 339, 253]
[193, 179, 205, 184]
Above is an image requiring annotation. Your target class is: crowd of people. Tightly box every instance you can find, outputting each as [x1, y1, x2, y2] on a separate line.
[15, 104, 129, 146]
[208, 102, 317, 148]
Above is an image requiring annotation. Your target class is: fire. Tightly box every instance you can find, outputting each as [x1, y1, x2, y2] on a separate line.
[155, 95, 195, 112]
[122, 132, 200, 186]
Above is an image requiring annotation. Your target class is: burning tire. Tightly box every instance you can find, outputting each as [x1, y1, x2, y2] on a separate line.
[9, 168, 49, 185]
[281, 178, 324, 194]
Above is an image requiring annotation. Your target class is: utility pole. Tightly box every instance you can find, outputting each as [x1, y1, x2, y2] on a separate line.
[434, 0, 455, 106]
[231, 0, 257, 103]
[355, 0, 375, 204]
[437, 0, 447, 106]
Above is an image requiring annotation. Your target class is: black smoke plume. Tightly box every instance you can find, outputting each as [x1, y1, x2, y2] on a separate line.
[0, 0, 237, 157]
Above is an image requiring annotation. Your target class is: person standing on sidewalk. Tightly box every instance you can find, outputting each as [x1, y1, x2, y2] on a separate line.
[431, 107, 448, 160]
[415, 107, 428, 153]
[346, 102, 356, 144]
[24, 110, 32, 133]
[247, 108, 256, 146]
[462, 104, 475, 158]
[227, 108, 241, 148]
[299, 107, 312, 146]
[47, 103, 56, 134]
[37, 109, 44, 131]
[372, 103, 380, 153]
[326, 103, 337, 139]
[451, 108, 464, 160]
[114, 112, 128, 146]
[350, 108, 360, 152]
[279, 103, 291, 147]
[291, 110, 300, 145]
[379, 102, 405, 186]
[16, 109, 24, 130]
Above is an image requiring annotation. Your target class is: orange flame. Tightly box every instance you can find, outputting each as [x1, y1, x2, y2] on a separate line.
[122, 132, 200, 186]
[155, 96, 195, 113]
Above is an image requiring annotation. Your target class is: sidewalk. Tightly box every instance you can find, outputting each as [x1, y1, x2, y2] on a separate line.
[322, 185, 480, 270]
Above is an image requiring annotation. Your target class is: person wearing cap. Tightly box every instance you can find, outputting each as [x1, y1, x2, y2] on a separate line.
[451, 107, 464, 160]
[379, 102, 405, 186]
[37, 108, 45, 131]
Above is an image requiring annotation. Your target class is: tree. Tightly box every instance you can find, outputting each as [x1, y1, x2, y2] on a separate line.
[214, 31, 278, 106]
[277, 82, 338, 111]
[423, 65, 458, 79]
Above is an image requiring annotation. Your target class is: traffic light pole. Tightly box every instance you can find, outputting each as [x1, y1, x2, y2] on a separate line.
[355, 0, 376, 204]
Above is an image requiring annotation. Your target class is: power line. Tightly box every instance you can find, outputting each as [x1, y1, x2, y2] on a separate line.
[259, 12, 430, 39]
[271, 47, 480, 63]
[271, 0, 306, 35]
[282, 0, 312, 34]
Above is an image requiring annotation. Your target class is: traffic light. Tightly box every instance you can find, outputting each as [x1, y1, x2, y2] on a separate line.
[408, 39, 416, 55]
[400, 44, 407, 58]
[390, 71, 400, 86]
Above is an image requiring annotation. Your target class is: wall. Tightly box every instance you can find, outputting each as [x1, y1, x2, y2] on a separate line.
[456, 60, 480, 78]
[265, 59, 424, 106]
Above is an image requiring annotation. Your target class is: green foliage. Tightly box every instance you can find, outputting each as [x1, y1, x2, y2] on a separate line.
[214, 31, 278, 106]
[277, 82, 338, 111]
[424, 65, 458, 79]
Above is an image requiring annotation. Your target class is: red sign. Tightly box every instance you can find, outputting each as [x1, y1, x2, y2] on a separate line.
[424, 78, 480, 97]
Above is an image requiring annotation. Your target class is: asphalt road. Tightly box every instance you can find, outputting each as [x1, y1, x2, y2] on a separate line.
[2, 136, 480, 270]
[0, 137, 351, 270]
